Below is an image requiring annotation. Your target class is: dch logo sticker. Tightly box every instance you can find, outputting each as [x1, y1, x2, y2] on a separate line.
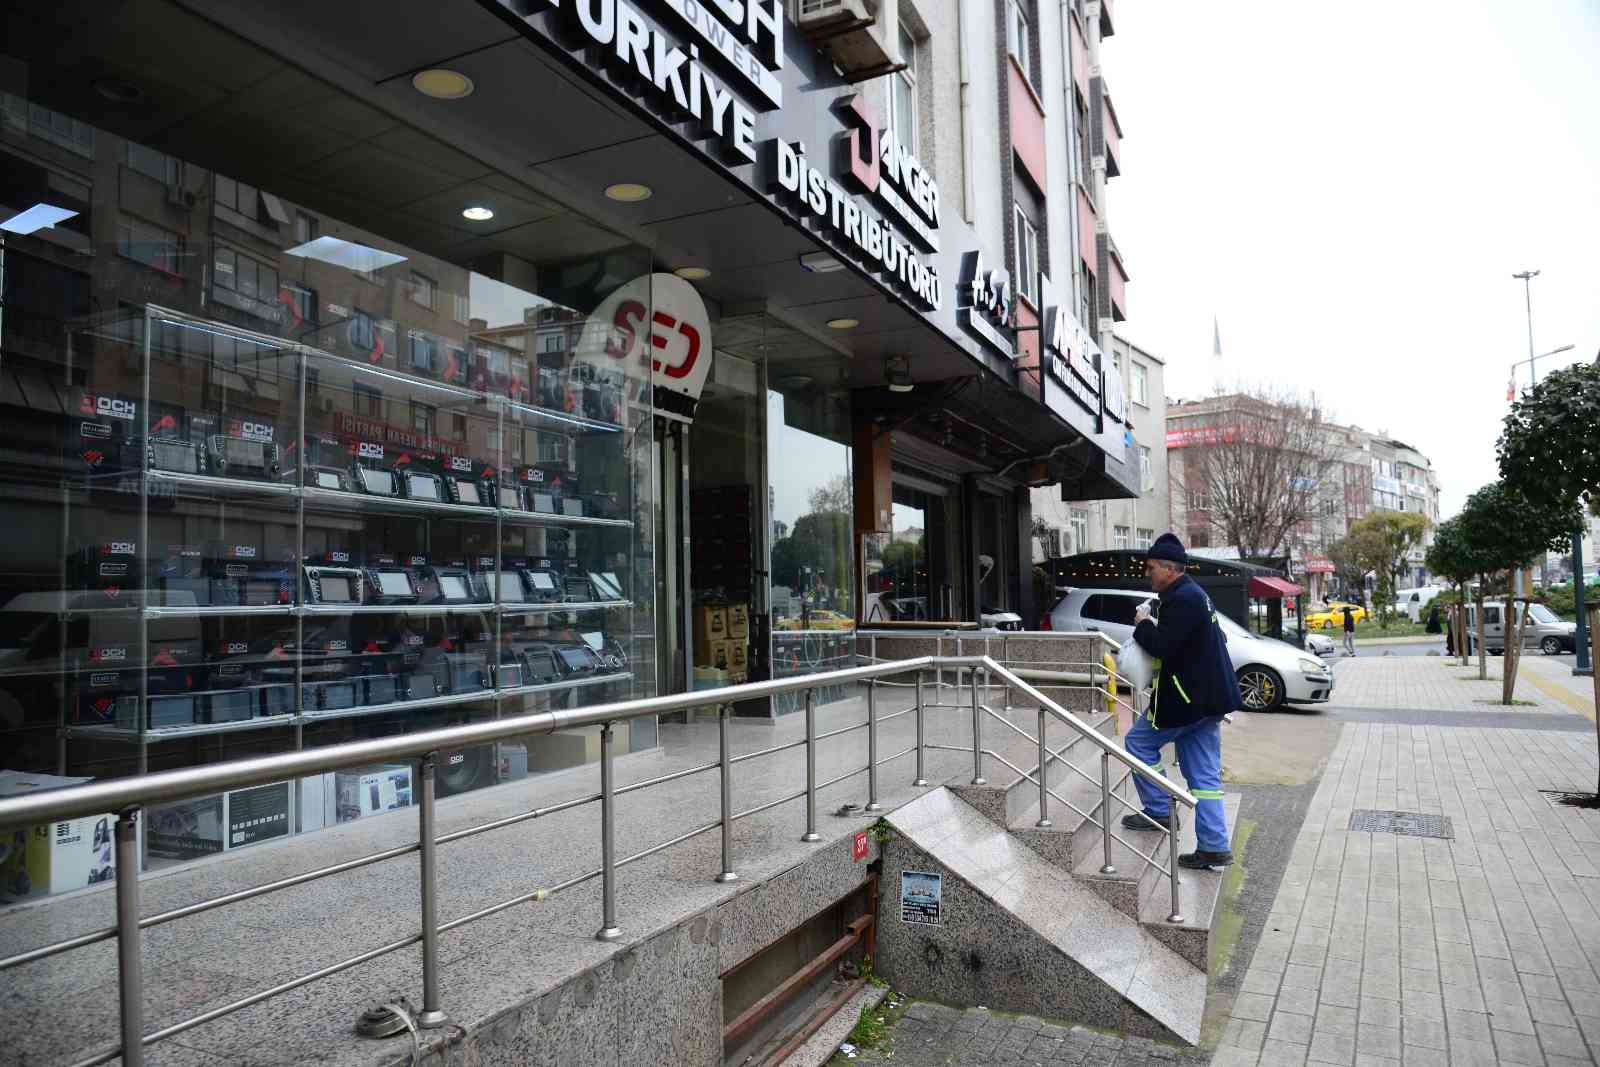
[357, 442, 385, 460]
[81, 395, 136, 421]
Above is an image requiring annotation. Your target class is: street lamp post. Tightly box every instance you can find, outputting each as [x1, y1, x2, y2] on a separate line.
[1509, 270, 1590, 676]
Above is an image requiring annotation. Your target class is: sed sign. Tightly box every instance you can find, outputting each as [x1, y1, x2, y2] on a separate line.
[576, 273, 713, 423]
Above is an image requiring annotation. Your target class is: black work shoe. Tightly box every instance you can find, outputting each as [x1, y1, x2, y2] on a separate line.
[1121, 810, 1173, 832]
[1178, 849, 1233, 870]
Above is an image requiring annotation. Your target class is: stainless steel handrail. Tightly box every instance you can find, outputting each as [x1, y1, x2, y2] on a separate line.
[0, 649, 1191, 1067]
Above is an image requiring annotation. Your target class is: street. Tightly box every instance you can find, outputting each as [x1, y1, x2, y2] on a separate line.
[1349, 639, 1580, 665]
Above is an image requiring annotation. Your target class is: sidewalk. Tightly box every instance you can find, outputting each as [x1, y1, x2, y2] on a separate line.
[1521, 656, 1600, 723]
[1324, 655, 1584, 717]
[1213, 723, 1600, 1066]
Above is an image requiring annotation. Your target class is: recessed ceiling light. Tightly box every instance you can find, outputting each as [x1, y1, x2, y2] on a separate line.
[412, 68, 475, 99]
[93, 78, 144, 104]
[826, 317, 859, 330]
[461, 205, 495, 221]
[604, 183, 653, 203]
[674, 266, 710, 280]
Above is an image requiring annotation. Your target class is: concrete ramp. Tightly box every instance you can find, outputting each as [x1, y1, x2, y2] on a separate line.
[876, 788, 1205, 1046]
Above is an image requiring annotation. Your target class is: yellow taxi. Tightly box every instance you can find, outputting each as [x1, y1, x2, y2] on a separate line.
[803, 609, 856, 631]
[1306, 601, 1367, 630]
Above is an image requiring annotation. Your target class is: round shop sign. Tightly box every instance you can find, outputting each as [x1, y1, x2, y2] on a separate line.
[575, 273, 713, 424]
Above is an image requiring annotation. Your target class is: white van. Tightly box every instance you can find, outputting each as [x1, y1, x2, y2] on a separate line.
[1392, 586, 1444, 623]
[1462, 600, 1578, 656]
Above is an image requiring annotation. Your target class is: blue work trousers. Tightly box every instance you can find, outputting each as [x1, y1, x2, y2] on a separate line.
[1123, 714, 1229, 853]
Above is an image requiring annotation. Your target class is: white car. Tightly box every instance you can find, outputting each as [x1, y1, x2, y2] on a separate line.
[1302, 631, 1336, 657]
[1045, 588, 1334, 712]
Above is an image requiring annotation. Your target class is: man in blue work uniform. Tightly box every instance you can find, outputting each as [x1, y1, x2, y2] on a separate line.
[1120, 532, 1239, 869]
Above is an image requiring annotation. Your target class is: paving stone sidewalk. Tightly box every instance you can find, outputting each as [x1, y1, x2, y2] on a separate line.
[1212, 724, 1600, 1066]
[1326, 655, 1578, 715]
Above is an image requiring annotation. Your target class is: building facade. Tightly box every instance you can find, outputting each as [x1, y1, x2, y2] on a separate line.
[1032, 334, 1167, 569]
[0, 0, 1141, 889]
[1167, 395, 1443, 599]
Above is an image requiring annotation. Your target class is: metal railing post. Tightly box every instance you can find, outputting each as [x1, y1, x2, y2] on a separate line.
[716, 708, 738, 882]
[115, 808, 144, 1067]
[1168, 808, 1185, 924]
[802, 690, 821, 842]
[864, 678, 882, 811]
[1035, 707, 1052, 828]
[912, 673, 928, 786]
[416, 753, 447, 1028]
[969, 667, 986, 785]
[596, 723, 622, 940]
[1099, 752, 1116, 874]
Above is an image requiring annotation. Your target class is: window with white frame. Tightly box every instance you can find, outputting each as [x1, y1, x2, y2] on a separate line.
[410, 271, 436, 310]
[890, 26, 918, 156]
[1113, 525, 1131, 551]
[118, 219, 182, 275]
[1006, 0, 1031, 82]
[1069, 508, 1090, 555]
[452, 292, 471, 325]
[1136, 528, 1155, 550]
[1139, 445, 1154, 491]
[1014, 207, 1039, 306]
[1187, 488, 1210, 512]
[1131, 362, 1149, 407]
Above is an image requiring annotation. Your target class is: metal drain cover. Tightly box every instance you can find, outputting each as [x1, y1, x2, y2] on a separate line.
[1348, 810, 1454, 839]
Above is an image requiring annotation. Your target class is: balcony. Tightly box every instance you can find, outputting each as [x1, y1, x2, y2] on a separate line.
[1103, 92, 1123, 178]
[1109, 241, 1128, 322]
[1099, 0, 1115, 37]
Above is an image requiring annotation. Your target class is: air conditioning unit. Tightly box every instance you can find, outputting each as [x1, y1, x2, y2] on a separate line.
[795, 0, 892, 77]
[166, 185, 197, 210]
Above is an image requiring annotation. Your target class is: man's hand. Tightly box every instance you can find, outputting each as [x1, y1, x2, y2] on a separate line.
[1134, 601, 1152, 625]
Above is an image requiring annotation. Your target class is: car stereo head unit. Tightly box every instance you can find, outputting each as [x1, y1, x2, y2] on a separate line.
[418, 565, 474, 604]
[146, 436, 204, 475]
[207, 435, 280, 480]
[400, 468, 445, 503]
[444, 474, 490, 507]
[304, 565, 364, 606]
[353, 465, 400, 496]
[363, 555, 418, 604]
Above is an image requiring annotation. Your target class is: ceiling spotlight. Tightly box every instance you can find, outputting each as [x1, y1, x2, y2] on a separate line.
[800, 251, 845, 273]
[412, 68, 475, 99]
[604, 183, 653, 202]
[885, 355, 914, 393]
[674, 266, 711, 280]
[461, 205, 495, 221]
[826, 317, 859, 330]
[93, 78, 144, 104]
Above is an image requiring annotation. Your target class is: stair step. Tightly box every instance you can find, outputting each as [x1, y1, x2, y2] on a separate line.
[1007, 758, 1136, 873]
[884, 788, 1205, 1045]
[996, 710, 1118, 825]
[1137, 793, 1241, 970]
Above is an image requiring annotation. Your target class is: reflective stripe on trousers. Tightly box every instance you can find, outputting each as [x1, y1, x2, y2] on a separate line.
[1122, 714, 1230, 852]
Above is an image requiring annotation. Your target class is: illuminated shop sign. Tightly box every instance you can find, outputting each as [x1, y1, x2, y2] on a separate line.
[495, 0, 777, 163]
[956, 251, 1013, 358]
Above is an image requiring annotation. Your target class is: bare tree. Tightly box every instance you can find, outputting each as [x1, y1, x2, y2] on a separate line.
[1170, 392, 1344, 560]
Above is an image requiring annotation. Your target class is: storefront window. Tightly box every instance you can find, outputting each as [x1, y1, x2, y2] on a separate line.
[0, 68, 654, 890]
[768, 383, 853, 709]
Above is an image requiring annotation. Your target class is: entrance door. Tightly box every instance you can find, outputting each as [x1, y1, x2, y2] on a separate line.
[654, 418, 691, 698]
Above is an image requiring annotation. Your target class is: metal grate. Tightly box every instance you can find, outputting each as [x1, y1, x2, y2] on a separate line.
[1348, 809, 1454, 839]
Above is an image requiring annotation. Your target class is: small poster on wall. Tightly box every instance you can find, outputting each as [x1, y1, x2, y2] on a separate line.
[900, 870, 943, 925]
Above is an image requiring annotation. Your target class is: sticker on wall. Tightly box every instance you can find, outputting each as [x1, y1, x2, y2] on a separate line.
[900, 870, 942, 925]
[852, 830, 869, 862]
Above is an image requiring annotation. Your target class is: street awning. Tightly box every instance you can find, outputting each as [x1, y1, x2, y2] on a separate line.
[1248, 576, 1301, 598]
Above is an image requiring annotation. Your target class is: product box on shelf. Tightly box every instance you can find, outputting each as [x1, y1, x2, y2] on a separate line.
[335, 765, 413, 822]
[204, 541, 294, 607]
[157, 544, 208, 606]
[72, 540, 141, 596]
[0, 772, 115, 899]
[72, 389, 138, 486]
[693, 605, 729, 662]
[727, 603, 750, 639]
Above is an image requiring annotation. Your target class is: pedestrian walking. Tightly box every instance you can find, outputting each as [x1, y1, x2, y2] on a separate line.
[1425, 601, 1441, 634]
[1342, 604, 1356, 656]
[1120, 533, 1239, 870]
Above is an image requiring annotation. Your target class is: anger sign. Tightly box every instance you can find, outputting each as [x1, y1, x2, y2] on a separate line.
[576, 273, 713, 424]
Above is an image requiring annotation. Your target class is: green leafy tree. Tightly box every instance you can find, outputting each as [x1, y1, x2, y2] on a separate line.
[1425, 516, 1491, 670]
[1345, 510, 1432, 628]
[1498, 360, 1600, 803]
[1454, 481, 1582, 700]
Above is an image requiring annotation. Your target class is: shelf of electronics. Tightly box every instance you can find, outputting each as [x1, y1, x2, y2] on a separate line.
[123, 600, 630, 620]
[132, 470, 632, 529]
[64, 671, 634, 741]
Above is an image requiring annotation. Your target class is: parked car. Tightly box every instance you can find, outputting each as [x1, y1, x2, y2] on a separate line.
[1044, 588, 1334, 711]
[1306, 601, 1367, 630]
[1302, 631, 1336, 657]
[1462, 600, 1577, 655]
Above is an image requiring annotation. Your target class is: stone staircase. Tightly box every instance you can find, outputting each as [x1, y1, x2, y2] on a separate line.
[875, 676, 1236, 1046]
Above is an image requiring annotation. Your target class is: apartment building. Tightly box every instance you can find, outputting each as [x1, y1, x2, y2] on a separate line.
[1167, 395, 1443, 595]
